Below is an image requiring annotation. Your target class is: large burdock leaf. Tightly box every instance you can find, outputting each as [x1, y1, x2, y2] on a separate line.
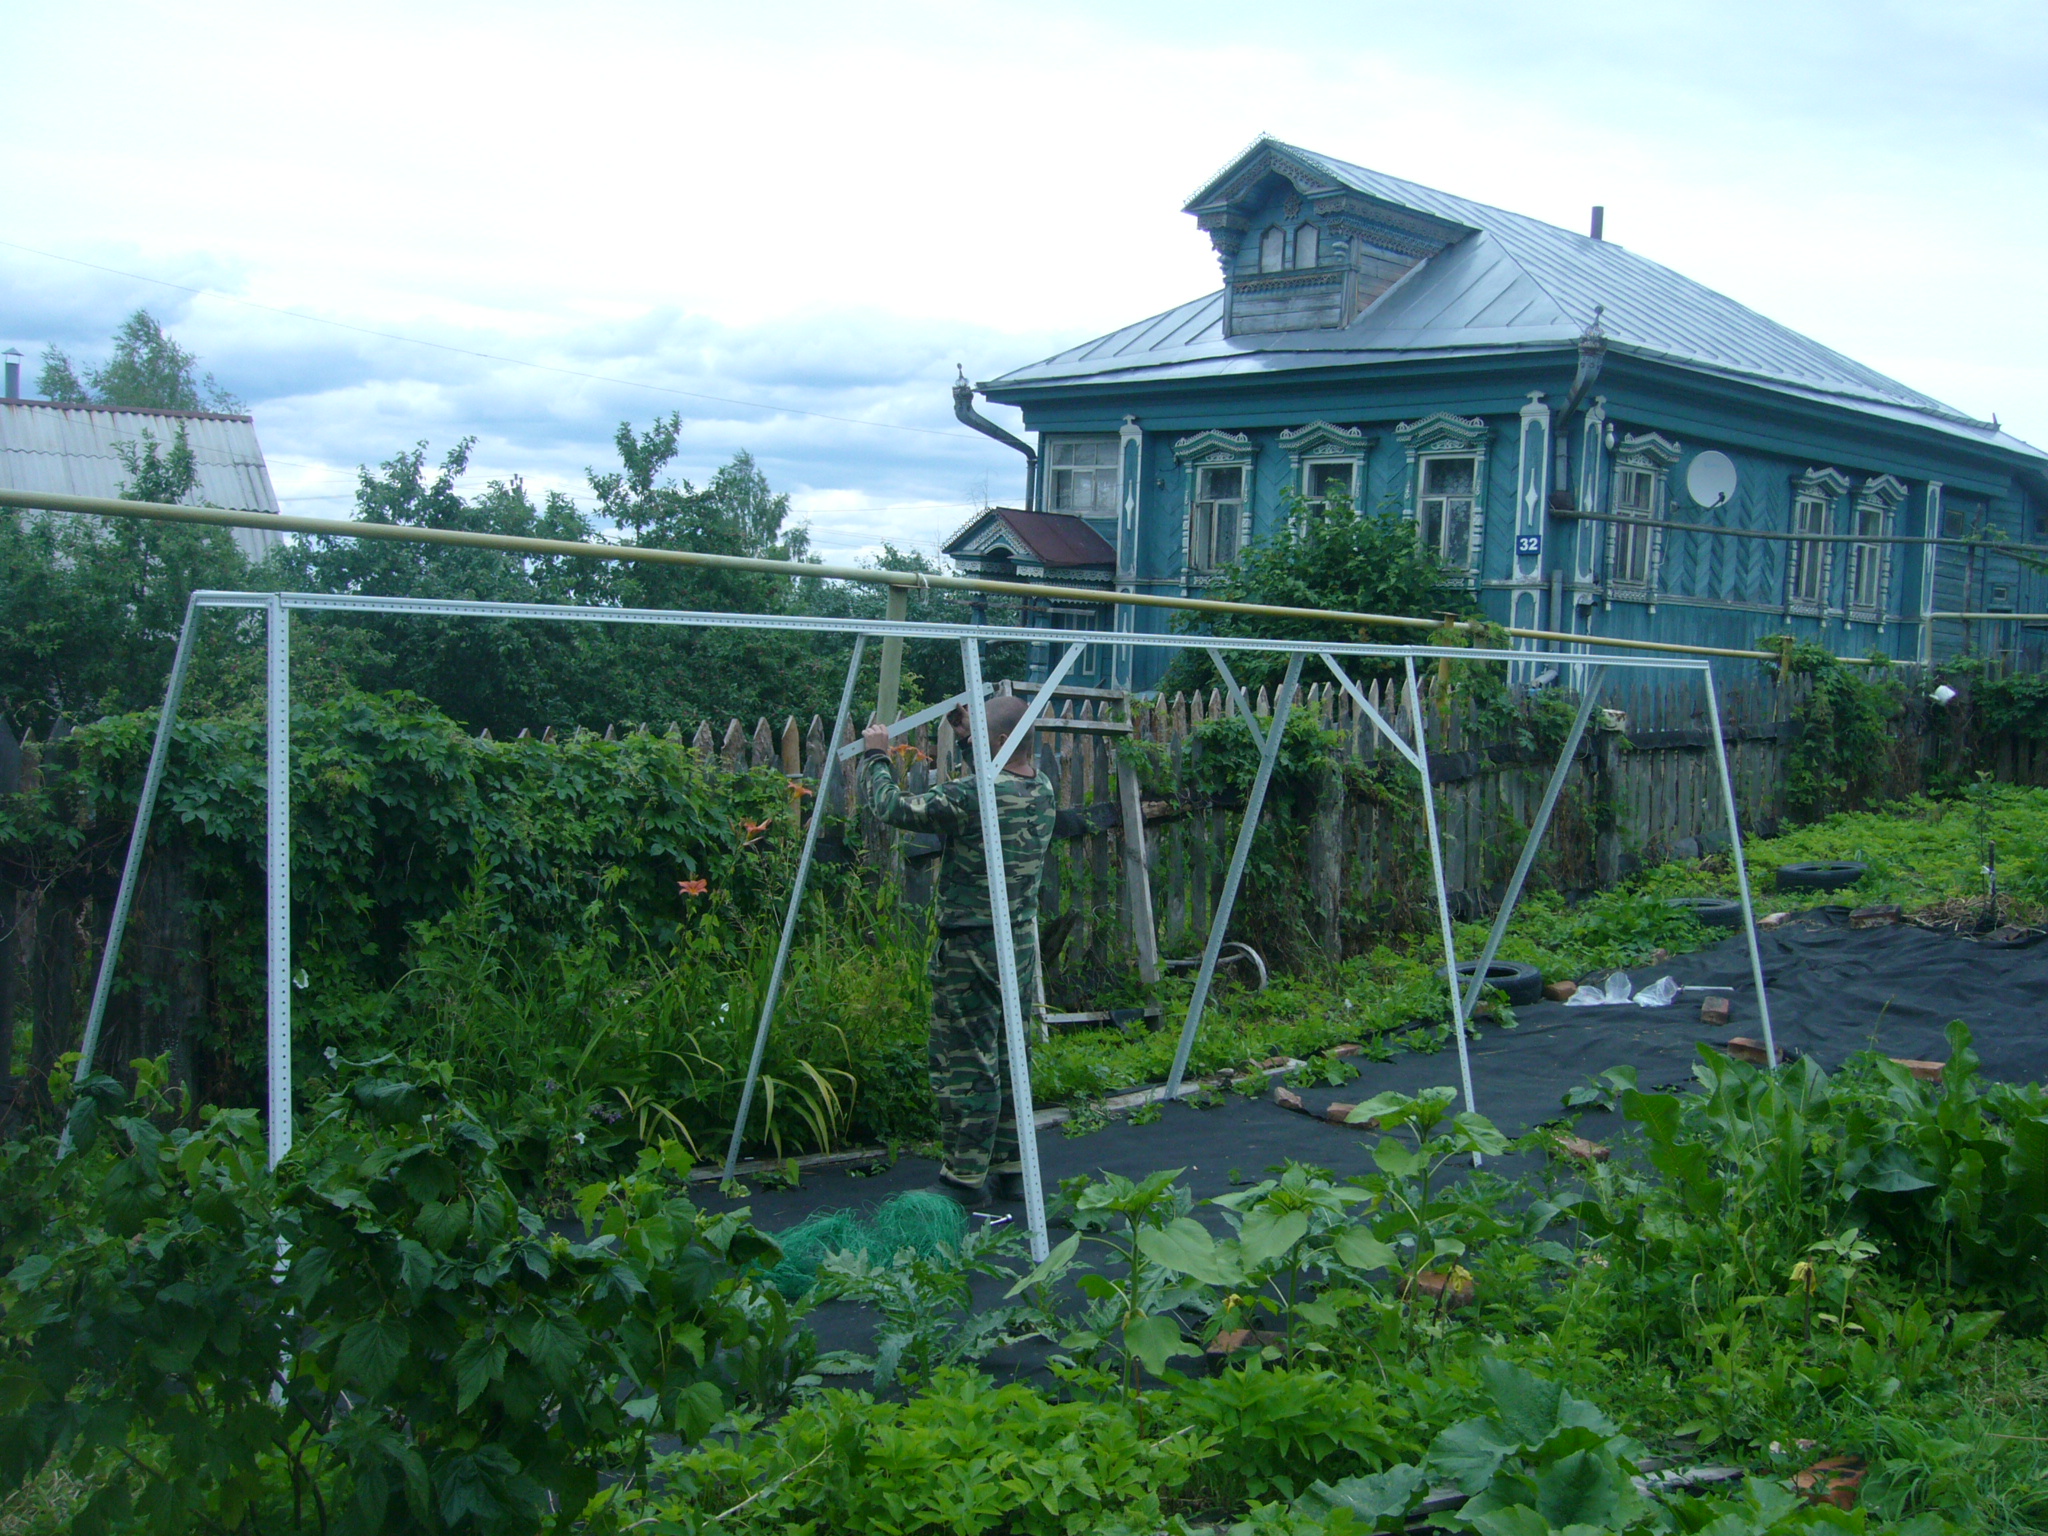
[1296, 1462, 1428, 1529]
[1532, 1447, 1627, 1529]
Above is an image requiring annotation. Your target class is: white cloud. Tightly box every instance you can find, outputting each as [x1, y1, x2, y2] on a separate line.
[4, 0, 2043, 565]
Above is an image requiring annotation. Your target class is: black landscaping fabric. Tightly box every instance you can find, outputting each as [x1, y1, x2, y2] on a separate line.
[695, 911, 2048, 1377]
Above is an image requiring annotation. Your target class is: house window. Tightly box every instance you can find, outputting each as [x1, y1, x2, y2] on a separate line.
[1851, 500, 1884, 611]
[1190, 463, 1245, 572]
[1048, 437, 1120, 515]
[1259, 227, 1285, 273]
[1612, 467, 1657, 586]
[1418, 455, 1476, 565]
[1791, 494, 1829, 605]
[1295, 224, 1319, 267]
[1302, 459, 1357, 514]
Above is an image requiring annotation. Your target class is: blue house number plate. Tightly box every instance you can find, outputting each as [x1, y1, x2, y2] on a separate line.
[1515, 534, 1542, 557]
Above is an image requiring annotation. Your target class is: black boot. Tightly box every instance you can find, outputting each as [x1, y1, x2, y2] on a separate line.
[992, 1168, 1028, 1204]
[931, 1171, 987, 1211]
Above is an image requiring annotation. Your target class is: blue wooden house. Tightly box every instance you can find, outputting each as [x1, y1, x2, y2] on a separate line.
[962, 137, 2048, 692]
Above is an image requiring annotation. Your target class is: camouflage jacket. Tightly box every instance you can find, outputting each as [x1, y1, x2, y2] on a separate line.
[858, 751, 1056, 930]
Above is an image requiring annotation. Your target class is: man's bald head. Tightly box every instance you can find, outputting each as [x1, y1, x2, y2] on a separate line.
[951, 693, 1035, 768]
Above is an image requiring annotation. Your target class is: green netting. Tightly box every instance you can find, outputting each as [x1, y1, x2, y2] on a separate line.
[763, 1190, 970, 1298]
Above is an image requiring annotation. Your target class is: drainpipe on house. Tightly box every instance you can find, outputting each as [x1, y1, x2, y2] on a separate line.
[1549, 310, 1607, 506]
[954, 366, 1040, 511]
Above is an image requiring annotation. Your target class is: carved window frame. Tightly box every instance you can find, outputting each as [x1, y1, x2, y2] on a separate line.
[1173, 429, 1258, 586]
[1394, 412, 1489, 579]
[1279, 420, 1371, 525]
[1787, 467, 1851, 617]
[1848, 474, 1907, 627]
[1604, 432, 1681, 602]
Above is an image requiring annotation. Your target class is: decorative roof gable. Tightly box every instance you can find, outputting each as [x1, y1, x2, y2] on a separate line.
[942, 508, 1115, 572]
[1182, 138, 1472, 337]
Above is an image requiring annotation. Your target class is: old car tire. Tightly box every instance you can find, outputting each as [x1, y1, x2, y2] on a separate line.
[1450, 959, 1545, 1007]
[1668, 897, 1744, 927]
[1774, 861, 1868, 892]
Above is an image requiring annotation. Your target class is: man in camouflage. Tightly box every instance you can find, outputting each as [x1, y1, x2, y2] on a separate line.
[860, 692, 1055, 1206]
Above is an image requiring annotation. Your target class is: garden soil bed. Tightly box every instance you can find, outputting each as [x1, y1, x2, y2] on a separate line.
[698, 909, 2048, 1380]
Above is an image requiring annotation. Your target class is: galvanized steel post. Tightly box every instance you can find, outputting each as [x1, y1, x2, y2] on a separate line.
[266, 597, 293, 1170]
[65, 596, 205, 1137]
[1163, 652, 1303, 1100]
[960, 637, 1051, 1262]
[723, 637, 867, 1180]
[1404, 658, 1480, 1133]
[1703, 673, 1777, 1066]
[1457, 667, 1608, 1019]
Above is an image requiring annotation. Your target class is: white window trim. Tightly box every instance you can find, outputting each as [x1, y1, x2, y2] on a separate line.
[1603, 431, 1681, 603]
[1786, 467, 1851, 617]
[1848, 474, 1908, 628]
[1279, 420, 1372, 524]
[1173, 429, 1258, 586]
[1393, 412, 1490, 578]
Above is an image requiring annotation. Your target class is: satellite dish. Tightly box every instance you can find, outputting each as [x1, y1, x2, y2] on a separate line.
[1685, 451, 1738, 508]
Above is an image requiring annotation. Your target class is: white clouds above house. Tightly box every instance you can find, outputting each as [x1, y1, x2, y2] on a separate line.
[2, 0, 2042, 565]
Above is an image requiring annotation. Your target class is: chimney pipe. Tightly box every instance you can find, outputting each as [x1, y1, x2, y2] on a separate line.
[1590, 206, 1605, 241]
[2, 349, 19, 400]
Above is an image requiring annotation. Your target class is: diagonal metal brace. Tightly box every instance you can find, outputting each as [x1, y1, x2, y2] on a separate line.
[1206, 649, 1268, 751]
[1318, 653, 1424, 773]
[1458, 666, 1606, 1018]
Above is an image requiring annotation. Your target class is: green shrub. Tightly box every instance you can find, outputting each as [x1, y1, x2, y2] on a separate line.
[0, 1060, 792, 1534]
[650, 1369, 1211, 1535]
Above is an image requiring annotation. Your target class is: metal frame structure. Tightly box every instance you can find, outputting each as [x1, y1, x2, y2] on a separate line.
[69, 588, 1776, 1263]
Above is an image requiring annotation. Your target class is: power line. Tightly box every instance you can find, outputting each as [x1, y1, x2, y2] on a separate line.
[0, 238, 974, 441]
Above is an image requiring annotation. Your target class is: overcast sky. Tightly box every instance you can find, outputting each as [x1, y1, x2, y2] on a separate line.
[4, 0, 2043, 564]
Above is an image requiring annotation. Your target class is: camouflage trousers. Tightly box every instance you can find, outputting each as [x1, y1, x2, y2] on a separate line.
[928, 926, 1036, 1187]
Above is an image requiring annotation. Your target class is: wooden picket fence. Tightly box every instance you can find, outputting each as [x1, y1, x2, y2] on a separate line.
[6, 665, 2044, 1114]
[551, 672, 1818, 993]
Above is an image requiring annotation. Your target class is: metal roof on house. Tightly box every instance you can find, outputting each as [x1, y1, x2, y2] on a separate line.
[0, 399, 283, 561]
[943, 508, 1116, 567]
[988, 138, 2044, 462]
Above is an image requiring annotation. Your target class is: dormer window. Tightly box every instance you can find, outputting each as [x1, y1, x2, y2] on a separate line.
[1260, 227, 1286, 272]
[1295, 224, 1318, 267]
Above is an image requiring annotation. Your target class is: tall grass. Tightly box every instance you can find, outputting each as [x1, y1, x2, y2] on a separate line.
[374, 868, 935, 1160]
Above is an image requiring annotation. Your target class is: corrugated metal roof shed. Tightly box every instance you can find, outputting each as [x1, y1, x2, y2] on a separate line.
[989, 137, 2047, 465]
[0, 399, 283, 561]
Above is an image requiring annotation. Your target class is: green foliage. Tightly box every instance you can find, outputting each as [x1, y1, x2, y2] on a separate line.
[1764, 640, 1908, 821]
[648, 1369, 1212, 1535]
[814, 1218, 1029, 1390]
[0, 507, 249, 731]
[37, 310, 241, 412]
[1160, 492, 1468, 695]
[1165, 1358, 1418, 1507]
[113, 424, 201, 506]
[0, 694, 930, 1156]
[1970, 669, 2048, 744]
[0, 1061, 789, 1534]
